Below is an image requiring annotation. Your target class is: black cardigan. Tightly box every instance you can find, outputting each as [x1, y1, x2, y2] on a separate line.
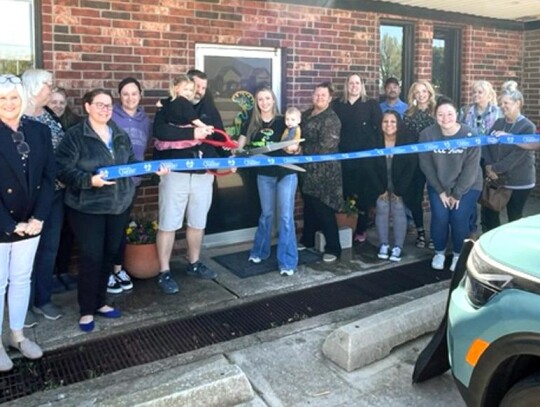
[365, 130, 418, 207]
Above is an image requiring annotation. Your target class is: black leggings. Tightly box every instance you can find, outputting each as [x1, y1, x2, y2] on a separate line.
[481, 188, 532, 232]
[301, 194, 341, 257]
[70, 208, 131, 315]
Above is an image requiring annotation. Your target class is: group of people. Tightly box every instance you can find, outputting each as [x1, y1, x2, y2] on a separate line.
[0, 66, 536, 371]
[374, 77, 536, 271]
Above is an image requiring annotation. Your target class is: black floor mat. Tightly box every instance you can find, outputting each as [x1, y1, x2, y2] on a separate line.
[213, 246, 322, 278]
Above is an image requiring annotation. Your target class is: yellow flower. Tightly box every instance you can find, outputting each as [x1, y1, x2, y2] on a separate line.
[126, 227, 133, 235]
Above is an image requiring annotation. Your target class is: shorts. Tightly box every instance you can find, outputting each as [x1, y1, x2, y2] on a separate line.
[158, 172, 214, 231]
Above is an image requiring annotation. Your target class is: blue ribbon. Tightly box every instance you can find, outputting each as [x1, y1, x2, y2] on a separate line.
[98, 134, 540, 180]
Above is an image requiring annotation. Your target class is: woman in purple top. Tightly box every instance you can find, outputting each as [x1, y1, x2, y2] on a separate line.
[109, 77, 152, 294]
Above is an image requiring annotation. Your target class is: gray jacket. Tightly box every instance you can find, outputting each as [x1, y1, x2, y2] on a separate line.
[419, 124, 483, 200]
[483, 116, 536, 188]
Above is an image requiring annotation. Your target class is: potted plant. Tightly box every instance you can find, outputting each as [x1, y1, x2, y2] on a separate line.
[123, 217, 160, 279]
[336, 195, 359, 230]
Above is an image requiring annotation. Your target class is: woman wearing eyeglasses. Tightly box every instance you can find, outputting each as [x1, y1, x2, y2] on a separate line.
[57, 88, 168, 332]
[0, 74, 55, 370]
[56, 89, 139, 332]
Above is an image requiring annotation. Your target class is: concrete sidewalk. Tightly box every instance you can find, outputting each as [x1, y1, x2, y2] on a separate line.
[8, 199, 539, 406]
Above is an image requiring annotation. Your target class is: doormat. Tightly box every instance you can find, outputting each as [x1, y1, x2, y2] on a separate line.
[212, 247, 322, 278]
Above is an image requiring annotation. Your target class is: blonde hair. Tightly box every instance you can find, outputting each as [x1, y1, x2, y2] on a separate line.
[285, 106, 301, 120]
[472, 80, 498, 106]
[405, 80, 437, 117]
[169, 74, 193, 100]
[500, 80, 524, 107]
[340, 73, 368, 103]
[0, 75, 27, 120]
[245, 86, 279, 144]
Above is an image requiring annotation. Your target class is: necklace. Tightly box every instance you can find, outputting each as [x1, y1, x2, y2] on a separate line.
[503, 115, 522, 133]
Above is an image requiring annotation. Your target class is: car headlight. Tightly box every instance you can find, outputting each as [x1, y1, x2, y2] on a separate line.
[465, 244, 540, 307]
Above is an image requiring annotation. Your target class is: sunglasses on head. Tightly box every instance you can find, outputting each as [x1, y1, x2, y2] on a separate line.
[0, 75, 22, 85]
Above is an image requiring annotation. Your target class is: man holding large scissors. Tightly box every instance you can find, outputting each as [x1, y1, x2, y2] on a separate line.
[153, 70, 224, 294]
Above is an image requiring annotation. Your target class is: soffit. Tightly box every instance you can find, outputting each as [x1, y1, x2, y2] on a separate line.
[373, 0, 540, 22]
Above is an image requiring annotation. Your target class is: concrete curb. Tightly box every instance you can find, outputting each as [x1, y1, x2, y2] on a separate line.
[322, 289, 447, 372]
[24, 355, 254, 407]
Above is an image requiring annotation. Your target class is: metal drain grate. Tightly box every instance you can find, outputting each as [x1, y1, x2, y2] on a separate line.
[0, 260, 449, 403]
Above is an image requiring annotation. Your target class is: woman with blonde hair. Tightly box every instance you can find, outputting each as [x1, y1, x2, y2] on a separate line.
[332, 73, 382, 244]
[458, 80, 501, 236]
[459, 80, 501, 135]
[403, 80, 437, 249]
[239, 86, 299, 275]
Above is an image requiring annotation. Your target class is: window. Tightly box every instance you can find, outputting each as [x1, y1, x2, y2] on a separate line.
[432, 27, 461, 101]
[195, 44, 283, 137]
[379, 22, 414, 97]
[0, 0, 37, 74]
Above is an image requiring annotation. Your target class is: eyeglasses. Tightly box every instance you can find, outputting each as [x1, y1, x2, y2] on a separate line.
[92, 102, 113, 111]
[12, 131, 31, 157]
[0, 75, 22, 85]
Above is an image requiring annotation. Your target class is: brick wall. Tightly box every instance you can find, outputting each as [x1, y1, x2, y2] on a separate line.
[522, 28, 540, 197]
[40, 0, 534, 215]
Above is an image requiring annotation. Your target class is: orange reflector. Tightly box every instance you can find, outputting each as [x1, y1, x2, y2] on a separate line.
[465, 338, 490, 367]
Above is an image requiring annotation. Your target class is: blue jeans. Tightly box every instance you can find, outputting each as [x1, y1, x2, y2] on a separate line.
[428, 186, 481, 254]
[250, 174, 298, 270]
[32, 190, 65, 307]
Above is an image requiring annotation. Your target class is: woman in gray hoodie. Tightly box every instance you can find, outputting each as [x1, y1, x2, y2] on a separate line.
[419, 97, 483, 273]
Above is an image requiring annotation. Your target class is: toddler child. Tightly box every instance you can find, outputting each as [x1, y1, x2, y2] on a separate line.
[154, 75, 212, 151]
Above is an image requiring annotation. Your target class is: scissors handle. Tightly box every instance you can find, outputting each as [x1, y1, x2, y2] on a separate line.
[201, 128, 239, 149]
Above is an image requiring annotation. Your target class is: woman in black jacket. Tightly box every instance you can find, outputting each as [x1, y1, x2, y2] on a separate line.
[369, 110, 417, 262]
[0, 74, 55, 370]
[57, 89, 144, 332]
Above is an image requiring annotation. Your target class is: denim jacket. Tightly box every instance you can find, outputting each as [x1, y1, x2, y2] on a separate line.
[56, 119, 136, 215]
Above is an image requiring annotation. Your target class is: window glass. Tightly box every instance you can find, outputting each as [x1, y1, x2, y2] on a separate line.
[432, 27, 461, 101]
[380, 24, 404, 93]
[0, 0, 35, 75]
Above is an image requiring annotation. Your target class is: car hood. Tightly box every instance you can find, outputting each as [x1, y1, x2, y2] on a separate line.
[478, 214, 540, 278]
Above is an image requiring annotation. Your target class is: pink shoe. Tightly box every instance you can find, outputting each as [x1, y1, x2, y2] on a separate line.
[354, 232, 367, 243]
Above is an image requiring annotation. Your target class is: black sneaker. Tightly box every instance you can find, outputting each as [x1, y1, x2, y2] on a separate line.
[186, 261, 217, 280]
[416, 230, 426, 248]
[107, 274, 123, 294]
[113, 270, 133, 291]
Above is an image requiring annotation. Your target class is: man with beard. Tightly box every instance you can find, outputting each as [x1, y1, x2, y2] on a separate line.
[153, 69, 226, 294]
[380, 77, 408, 118]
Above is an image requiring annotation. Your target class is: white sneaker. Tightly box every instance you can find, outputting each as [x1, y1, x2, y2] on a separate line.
[389, 246, 402, 262]
[107, 274, 123, 294]
[248, 256, 261, 264]
[450, 255, 459, 272]
[322, 253, 337, 263]
[114, 270, 133, 291]
[377, 244, 390, 260]
[431, 253, 446, 270]
[280, 269, 295, 276]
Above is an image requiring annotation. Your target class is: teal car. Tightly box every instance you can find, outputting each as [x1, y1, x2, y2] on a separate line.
[447, 214, 540, 406]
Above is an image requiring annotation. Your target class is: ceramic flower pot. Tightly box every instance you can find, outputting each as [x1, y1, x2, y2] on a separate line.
[335, 212, 358, 230]
[123, 243, 160, 279]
